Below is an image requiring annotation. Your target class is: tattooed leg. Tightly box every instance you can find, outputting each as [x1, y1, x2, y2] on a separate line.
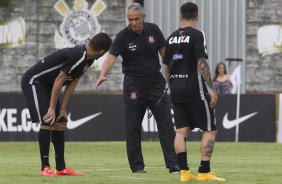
[200, 130, 217, 160]
[203, 139, 215, 158]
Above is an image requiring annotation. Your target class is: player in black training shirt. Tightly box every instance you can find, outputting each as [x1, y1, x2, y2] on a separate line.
[96, 3, 179, 173]
[163, 2, 225, 182]
[21, 33, 112, 176]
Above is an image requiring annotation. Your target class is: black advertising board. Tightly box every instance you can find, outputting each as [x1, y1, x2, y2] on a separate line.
[215, 95, 276, 142]
[0, 94, 126, 141]
[0, 93, 276, 142]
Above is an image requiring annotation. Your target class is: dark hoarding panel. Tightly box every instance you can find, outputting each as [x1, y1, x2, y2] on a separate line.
[0, 94, 276, 142]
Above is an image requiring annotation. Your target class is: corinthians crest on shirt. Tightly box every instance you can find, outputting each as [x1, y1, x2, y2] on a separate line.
[148, 35, 155, 44]
[130, 91, 137, 100]
[54, 0, 107, 49]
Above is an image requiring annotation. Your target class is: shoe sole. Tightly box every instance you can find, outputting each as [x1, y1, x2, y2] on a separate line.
[198, 179, 225, 182]
[56, 174, 84, 176]
[40, 175, 57, 177]
[180, 178, 196, 182]
[56, 175, 84, 176]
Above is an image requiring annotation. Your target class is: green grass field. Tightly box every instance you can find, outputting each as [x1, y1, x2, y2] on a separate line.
[0, 142, 282, 184]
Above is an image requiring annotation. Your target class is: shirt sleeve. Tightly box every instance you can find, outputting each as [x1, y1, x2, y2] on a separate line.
[154, 24, 166, 50]
[61, 47, 86, 76]
[109, 34, 123, 57]
[193, 31, 208, 59]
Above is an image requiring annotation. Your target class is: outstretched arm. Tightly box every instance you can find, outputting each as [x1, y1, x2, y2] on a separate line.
[197, 57, 217, 107]
[96, 54, 117, 89]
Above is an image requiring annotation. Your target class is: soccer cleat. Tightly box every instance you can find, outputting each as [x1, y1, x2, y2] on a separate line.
[40, 166, 56, 177]
[55, 166, 84, 176]
[180, 170, 197, 182]
[197, 172, 226, 182]
[169, 165, 180, 173]
[133, 169, 147, 173]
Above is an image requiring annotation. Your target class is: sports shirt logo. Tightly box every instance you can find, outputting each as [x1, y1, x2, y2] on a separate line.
[130, 92, 137, 100]
[148, 35, 155, 44]
[169, 36, 190, 44]
[173, 54, 183, 60]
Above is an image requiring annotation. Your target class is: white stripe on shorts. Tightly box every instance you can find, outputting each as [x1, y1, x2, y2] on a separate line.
[203, 100, 211, 131]
[197, 67, 212, 130]
[32, 85, 42, 124]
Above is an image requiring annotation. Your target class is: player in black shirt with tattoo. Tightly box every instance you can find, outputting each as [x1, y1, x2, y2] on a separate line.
[21, 33, 112, 176]
[163, 2, 225, 182]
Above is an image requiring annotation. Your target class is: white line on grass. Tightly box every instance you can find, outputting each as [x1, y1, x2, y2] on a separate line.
[81, 166, 167, 172]
[108, 176, 169, 181]
[81, 168, 128, 172]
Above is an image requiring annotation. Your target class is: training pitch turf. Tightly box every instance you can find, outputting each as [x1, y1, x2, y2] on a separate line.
[0, 142, 281, 184]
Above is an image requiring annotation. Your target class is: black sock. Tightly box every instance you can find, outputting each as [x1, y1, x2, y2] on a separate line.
[38, 129, 51, 171]
[198, 160, 210, 173]
[51, 130, 66, 171]
[177, 152, 189, 170]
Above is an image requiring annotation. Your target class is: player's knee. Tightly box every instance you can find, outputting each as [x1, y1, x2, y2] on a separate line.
[52, 122, 67, 131]
[204, 129, 217, 137]
[210, 130, 217, 136]
[40, 122, 67, 131]
[176, 127, 189, 138]
[40, 124, 52, 130]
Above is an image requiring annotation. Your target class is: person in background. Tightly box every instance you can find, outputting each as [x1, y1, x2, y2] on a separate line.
[213, 62, 233, 94]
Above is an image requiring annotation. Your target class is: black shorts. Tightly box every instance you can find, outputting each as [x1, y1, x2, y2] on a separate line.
[21, 75, 60, 126]
[173, 101, 217, 131]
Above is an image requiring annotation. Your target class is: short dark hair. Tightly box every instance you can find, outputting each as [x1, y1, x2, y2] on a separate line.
[180, 2, 198, 20]
[89, 32, 112, 51]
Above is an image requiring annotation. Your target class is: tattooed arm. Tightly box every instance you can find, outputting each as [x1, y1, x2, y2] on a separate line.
[197, 57, 217, 108]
